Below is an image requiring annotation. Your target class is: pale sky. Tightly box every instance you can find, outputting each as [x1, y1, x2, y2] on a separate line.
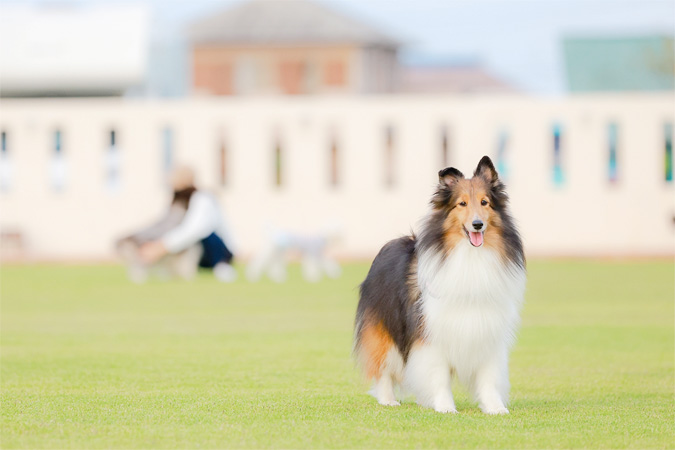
[2, 0, 674, 93]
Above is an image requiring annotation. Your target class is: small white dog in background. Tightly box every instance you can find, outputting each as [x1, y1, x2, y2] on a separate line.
[246, 225, 341, 283]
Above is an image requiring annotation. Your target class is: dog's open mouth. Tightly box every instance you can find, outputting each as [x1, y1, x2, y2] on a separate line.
[464, 227, 484, 247]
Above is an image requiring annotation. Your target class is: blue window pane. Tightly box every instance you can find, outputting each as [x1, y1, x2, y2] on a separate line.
[552, 123, 564, 186]
[54, 130, 62, 154]
[496, 129, 509, 180]
[608, 122, 618, 183]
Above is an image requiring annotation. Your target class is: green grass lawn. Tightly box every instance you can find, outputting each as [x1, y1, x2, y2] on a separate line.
[1, 260, 673, 449]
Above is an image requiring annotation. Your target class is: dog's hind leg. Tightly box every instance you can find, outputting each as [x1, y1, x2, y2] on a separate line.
[372, 347, 404, 406]
[370, 375, 400, 407]
[373, 372, 399, 406]
[358, 322, 403, 406]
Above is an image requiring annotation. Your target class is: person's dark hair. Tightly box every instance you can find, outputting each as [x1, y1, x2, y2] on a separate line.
[172, 186, 197, 209]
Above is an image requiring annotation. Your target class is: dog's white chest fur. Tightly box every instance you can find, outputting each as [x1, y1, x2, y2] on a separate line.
[417, 242, 526, 377]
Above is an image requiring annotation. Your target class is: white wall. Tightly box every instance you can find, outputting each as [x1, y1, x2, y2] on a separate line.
[0, 95, 673, 260]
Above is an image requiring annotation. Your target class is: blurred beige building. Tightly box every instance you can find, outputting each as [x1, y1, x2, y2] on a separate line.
[0, 1, 672, 262]
[188, 0, 399, 95]
[0, 94, 673, 261]
[0, 3, 149, 97]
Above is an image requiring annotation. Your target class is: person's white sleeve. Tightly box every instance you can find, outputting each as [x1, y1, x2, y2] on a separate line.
[162, 193, 217, 253]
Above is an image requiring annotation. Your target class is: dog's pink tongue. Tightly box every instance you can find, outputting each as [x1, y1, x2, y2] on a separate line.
[469, 231, 484, 247]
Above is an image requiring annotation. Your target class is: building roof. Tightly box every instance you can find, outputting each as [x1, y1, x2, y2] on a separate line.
[188, 0, 399, 48]
[399, 65, 517, 94]
[563, 36, 674, 92]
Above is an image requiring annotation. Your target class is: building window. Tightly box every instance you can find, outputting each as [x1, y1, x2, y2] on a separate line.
[0, 130, 11, 192]
[305, 61, 319, 94]
[329, 133, 340, 187]
[552, 123, 564, 186]
[105, 129, 121, 192]
[213, 63, 234, 95]
[440, 125, 450, 168]
[279, 60, 306, 95]
[234, 57, 257, 95]
[162, 127, 174, 180]
[384, 124, 395, 188]
[608, 122, 619, 184]
[273, 135, 283, 187]
[496, 128, 510, 180]
[51, 129, 66, 192]
[665, 122, 673, 183]
[195, 62, 233, 96]
[323, 61, 346, 87]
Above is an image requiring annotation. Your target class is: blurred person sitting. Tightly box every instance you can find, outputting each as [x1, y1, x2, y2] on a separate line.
[116, 165, 236, 283]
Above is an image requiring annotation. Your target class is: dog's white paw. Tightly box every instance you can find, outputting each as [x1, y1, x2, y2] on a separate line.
[433, 400, 458, 414]
[482, 406, 509, 415]
[434, 405, 458, 414]
[378, 399, 401, 407]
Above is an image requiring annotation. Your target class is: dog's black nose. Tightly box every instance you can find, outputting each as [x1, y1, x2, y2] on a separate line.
[472, 220, 483, 230]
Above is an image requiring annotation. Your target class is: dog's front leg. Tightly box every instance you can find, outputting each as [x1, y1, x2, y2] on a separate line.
[404, 345, 457, 413]
[472, 351, 510, 415]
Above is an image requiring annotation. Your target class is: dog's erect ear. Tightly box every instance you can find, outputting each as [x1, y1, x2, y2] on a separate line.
[438, 167, 464, 187]
[474, 156, 498, 184]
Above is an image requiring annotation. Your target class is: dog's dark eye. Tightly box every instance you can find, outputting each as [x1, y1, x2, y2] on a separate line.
[459, 201, 467, 207]
[481, 199, 488, 206]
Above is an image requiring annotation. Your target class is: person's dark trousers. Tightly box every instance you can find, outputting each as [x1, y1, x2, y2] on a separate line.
[199, 232, 234, 268]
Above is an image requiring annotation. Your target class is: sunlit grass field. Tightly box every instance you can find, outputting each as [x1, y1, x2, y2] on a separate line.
[1, 260, 673, 449]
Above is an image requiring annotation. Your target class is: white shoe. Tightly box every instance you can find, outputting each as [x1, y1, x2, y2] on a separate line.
[214, 262, 237, 282]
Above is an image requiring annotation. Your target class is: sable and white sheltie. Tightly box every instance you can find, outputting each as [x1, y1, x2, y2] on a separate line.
[353, 156, 526, 414]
